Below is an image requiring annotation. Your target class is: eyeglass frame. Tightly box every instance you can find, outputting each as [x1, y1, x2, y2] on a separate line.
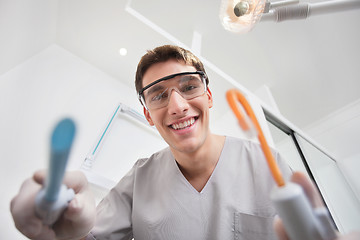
[138, 71, 208, 110]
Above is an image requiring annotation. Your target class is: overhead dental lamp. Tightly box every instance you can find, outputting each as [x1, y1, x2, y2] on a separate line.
[220, 0, 360, 33]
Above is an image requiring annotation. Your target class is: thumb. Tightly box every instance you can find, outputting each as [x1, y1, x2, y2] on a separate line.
[33, 169, 47, 185]
[273, 215, 290, 240]
[290, 171, 323, 208]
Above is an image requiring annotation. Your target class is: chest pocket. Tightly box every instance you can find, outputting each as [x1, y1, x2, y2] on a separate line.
[234, 212, 277, 240]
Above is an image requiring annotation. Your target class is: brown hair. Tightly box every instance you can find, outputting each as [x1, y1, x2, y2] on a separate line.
[135, 45, 209, 93]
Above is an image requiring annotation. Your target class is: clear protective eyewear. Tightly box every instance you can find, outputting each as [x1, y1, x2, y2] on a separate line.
[138, 71, 208, 110]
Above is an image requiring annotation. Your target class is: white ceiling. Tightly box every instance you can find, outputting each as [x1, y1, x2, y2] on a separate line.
[2, 0, 360, 133]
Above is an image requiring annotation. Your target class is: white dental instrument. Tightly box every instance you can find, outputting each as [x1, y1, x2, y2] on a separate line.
[226, 89, 337, 240]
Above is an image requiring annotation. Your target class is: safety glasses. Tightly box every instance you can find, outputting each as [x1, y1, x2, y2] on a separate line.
[138, 71, 208, 110]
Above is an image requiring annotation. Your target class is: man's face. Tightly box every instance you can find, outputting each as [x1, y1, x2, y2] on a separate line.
[142, 59, 213, 154]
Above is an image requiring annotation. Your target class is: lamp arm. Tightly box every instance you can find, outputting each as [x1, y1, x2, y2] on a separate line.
[309, 0, 360, 16]
[261, 0, 360, 22]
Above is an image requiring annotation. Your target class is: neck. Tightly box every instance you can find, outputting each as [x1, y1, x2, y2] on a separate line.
[171, 134, 226, 192]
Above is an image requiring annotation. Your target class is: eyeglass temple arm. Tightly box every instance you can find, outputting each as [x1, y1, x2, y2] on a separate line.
[226, 89, 285, 187]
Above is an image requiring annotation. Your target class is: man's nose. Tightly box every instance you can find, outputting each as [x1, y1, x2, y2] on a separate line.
[167, 89, 189, 115]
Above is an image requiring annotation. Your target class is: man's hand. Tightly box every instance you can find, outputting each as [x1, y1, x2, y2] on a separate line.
[10, 170, 96, 240]
[274, 171, 360, 240]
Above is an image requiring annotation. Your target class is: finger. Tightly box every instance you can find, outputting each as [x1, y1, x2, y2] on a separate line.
[62, 171, 88, 194]
[64, 189, 94, 220]
[27, 224, 56, 240]
[290, 171, 323, 208]
[273, 215, 290, 240]
[15, 215, 43, 239]
[33, 169, 47, 185]
[37, 227, 56, 240]
[10, 178, 44, 239]
[65, 178, 95, 223]
[336, 231, 360, 240]
[53, 194, 96, 239]
[34, 170, 87, 194]
[52, 171, 95, 238]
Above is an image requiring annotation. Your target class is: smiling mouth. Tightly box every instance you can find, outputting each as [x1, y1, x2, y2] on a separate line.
[170, 117, 196, 130]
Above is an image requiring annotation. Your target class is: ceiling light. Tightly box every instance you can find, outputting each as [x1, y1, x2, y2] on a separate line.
[119, 48, 127, 56]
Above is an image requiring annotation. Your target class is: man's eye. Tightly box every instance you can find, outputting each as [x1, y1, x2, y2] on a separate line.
[185, 85, 196, 91]
[151, 92, 167, 102]
[182, 84, 199, 93]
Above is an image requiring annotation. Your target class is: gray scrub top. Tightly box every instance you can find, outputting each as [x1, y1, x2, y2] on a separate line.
[87, 136, 292, 240]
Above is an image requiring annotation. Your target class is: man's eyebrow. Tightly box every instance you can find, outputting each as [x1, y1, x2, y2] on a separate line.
[179, 74, 197, 80]
[178, 74, 200, 83]
[145, 84, 165, 96]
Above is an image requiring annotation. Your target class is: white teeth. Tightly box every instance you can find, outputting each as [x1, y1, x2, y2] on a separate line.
[171, 118, 195, 130]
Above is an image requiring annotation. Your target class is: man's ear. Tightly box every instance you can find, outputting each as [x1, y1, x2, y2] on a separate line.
[207, 88, 213, 108]
[143, 107, 154, 126]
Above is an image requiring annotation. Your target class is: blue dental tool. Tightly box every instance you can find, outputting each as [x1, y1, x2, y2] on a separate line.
[35, 118, 76, 225]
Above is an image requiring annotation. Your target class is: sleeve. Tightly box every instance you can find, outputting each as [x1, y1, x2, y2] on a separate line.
[87, 159, 145, 240]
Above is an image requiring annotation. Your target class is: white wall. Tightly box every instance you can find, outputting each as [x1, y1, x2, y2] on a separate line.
[302, 99, 360, 233]
[303, 98, 360, 198]
[0, 0, 58, 76]
[0, 44, 158, 239]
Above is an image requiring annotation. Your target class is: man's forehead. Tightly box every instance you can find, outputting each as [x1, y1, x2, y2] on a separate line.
[142, 61, 196, 86]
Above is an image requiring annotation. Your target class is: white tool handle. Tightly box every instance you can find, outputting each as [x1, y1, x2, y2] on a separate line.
[271, 182, 337, 240]
[35, 186, 75, 225]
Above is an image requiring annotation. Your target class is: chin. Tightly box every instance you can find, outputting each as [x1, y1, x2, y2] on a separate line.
[171, 137, 205, 154]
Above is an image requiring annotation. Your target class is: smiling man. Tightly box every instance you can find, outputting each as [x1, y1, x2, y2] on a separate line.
[11, 45, 358, 240]
[86, 45, 292, 239]
[138, 57, 224, 192]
